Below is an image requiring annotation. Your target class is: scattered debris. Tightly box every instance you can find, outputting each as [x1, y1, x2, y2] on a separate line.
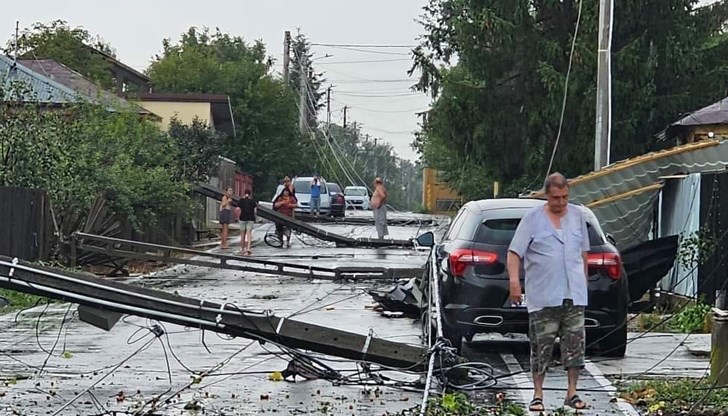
[251, 294, 278, 300]
[381, 311, 405, 318]
[368, 278, 424, 318]
[268, 371, 284, 382]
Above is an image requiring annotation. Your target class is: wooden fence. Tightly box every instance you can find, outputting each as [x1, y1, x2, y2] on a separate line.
[0, 187, 51, 262]
[1, 187, 210, 268]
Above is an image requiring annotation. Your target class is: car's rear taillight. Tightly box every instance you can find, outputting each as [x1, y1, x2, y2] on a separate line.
[449, 249, 498, 277]
[587, 252, 622, 280]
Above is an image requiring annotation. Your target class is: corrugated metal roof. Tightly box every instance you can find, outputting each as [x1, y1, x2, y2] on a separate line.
[527, 138, 728, 249]
[671, 96, 728, 127]
[17, 59, 154, 116]
[586, 183, 663, 249]
[0, 54, 78, 104]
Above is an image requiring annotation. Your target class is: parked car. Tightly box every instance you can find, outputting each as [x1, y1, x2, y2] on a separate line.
[288, 176, 332, 215]
[327, 182, 346, 218]
[425, 198, 677, 357]
[344, 186, 370, 210]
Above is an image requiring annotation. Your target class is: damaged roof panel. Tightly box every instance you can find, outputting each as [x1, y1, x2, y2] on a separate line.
[528, 139, 728, 248]
[586, 183, 663, 249]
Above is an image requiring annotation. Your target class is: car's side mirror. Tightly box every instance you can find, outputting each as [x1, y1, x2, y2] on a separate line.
[606, 233, 616, 246]
[415, 231, 435, 248]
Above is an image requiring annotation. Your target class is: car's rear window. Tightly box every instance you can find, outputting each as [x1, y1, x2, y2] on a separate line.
[475, 219, 521, 245]
[345, 188, 367, 196]
[474, 218, 604, 246]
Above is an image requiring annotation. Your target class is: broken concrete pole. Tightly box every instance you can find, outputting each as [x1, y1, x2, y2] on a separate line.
[711, 310, 728, 385]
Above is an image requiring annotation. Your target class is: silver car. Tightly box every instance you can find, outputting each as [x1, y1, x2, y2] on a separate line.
[344, 186, 371, 210]
[292, 176, 331, 215]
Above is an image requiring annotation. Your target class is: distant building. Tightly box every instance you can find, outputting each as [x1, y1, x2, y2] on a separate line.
[126, 92, 236, 138]
[661, 96, 728, 143]
[422, 167, 463, 214]
[12, 58, 156, 119]
[90, 46, 151, 95]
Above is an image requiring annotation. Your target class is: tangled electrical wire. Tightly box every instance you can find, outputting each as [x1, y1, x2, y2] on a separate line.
[0, 215, 448, 414]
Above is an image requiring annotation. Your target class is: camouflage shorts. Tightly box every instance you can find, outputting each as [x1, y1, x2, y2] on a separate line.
[528, 299, 585, 374]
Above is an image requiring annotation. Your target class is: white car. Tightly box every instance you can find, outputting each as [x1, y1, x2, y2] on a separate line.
[290, 176, 331, 215]
[344, 186, 370, 210]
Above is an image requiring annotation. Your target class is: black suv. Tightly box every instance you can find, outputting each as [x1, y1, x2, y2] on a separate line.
[432, 198, 676, 357]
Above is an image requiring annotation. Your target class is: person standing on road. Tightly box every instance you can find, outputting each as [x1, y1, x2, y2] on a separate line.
[273, 176, 296, 202]
[370, 177, 389, 239]
[238, 189, 257, 256]
[310, 175, 322, 216]
[273, 188, 298, 248]
[506, 173, 590, 412]
[219, 186, 234, 249]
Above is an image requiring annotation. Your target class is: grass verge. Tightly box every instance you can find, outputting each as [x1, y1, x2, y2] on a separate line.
[620, 379, 728, 416]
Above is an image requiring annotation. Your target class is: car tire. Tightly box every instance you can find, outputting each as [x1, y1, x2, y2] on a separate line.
[598, 323, 627, 358]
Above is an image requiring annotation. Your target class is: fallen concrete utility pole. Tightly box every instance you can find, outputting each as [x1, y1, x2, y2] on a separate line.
[711, 308, 728, 385]
[0, 255, 427, 370]
[195, 184, 414, 248]
[71, 232, 422, 281]
[294, 213, 443, 227]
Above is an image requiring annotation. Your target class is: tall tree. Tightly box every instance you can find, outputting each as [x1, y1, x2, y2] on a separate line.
[412, 0, 728, 199]
[289, 30, 326, 131]
[4, 20, 116, 89]
[146, 27, 310, 196]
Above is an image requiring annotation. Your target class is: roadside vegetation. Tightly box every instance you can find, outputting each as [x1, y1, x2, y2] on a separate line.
[635, 301, 714, 334]
[395, 392, 526, 416]
[620, 379, 728, 416]
[0, 288, 46, 313]
[1, 22, 421, 242]
[411, 0, 728, 198]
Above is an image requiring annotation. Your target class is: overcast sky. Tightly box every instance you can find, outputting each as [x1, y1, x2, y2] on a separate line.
[1, 1, 720, 161]
[1, 0, 431, 161]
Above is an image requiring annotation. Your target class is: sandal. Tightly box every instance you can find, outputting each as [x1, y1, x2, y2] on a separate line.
[529, 397, 545, 412]
[564, 394, 587, 410]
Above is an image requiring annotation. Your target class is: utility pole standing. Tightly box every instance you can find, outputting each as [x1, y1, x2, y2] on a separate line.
[298, 53, 307, 134]
[283, 31, 291, 84]
[326, 86, 331, 126]
[13, 21, 19, 63]
[594, 0, 614, 171]
[343, 106, 348, 128]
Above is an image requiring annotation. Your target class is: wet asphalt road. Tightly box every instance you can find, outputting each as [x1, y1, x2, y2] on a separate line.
[0, 220, 436, 415]
[0, 214, 712, 415]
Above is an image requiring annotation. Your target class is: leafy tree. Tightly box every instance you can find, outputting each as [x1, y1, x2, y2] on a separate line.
[64, 104, 187, 225]
[411, 0, 728, 199]
[146, 27, 310, 196]
[1, 78, 188, 231]
[168, 117, 226, 183]
[0, 81, 76, 196]
[4, 20, 116, 89]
